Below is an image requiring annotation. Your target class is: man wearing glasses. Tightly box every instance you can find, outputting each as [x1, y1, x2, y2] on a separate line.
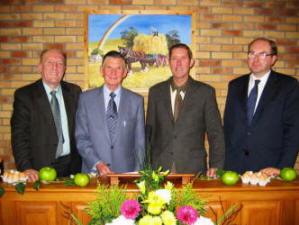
[223, 37, 299, 175]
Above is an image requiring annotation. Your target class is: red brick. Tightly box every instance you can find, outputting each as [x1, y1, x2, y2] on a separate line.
[257, 24, 276, 30]
[0, 36, 9, 42]
[110, 0, 131, 4]
[223, 0, 242, 7]
[198, 6, 210, 13]
[244, 1, 262, 8]
[41, 0, 63, 3]
[0, 97, 10, 103]
[212, 23, 232, 29]
[0, 67, 8, 73]
[10, 66, 32, 73]
[277, 40, 297, 46]
[223, 30, 242, 37]
[279, 54, 297, 61]
[0, 59, 21, 65]
[55, 5, 77, 12]
[200, 60, 220, 67]
[266, 17, 285, 23]
[213, 68, 232, 74]
[202, 14, 222, 21]
[45, 43, 64, 50]
[13, 21, 32, 28]
[287, 61, 299, 68]
[66, 51, 76, 58]
[287, 47, 299, 54]
[11, 51, 27, 58]
[10, 36, 30, 43]
[0, 22, 11, 28]
[267, 2, 286, 8]
[11, 6, 32, 12]
[277, 9, 297, 16]
[255, 8, 274, 16]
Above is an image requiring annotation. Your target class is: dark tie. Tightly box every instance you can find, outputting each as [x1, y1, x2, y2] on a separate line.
[106, 92, 118, 143]
[50, 91, 64, 158]
[247, 80, 260, 124]
[173, 88, 183, 122]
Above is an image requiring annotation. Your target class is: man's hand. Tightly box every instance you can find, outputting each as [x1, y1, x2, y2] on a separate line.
[24, 169, 39, 182]
[260, 167, 280, 176]
[96, 161, 113, 176]
[206, 168, 217, 178]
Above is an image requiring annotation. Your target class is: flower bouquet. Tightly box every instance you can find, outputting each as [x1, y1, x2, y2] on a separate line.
[71, 165, 239, 225]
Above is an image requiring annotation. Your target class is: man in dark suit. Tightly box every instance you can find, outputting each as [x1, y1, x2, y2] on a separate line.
[11, 48, 82, 181]
[75, 51, 145, 175]
[146, 43, 225, 177]
[224, 37, 299, 175]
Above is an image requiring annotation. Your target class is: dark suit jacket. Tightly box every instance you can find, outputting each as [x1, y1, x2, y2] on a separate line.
[224, 71, 299, 174]
[146, 76, 225, 174]
[11, 79, 82, 174]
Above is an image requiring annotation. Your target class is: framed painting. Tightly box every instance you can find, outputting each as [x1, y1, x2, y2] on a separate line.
[84, 10, 196, 92]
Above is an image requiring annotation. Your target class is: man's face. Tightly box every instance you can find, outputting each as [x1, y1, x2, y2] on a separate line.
[247, 40, 277, 77]
[169, 47, 194, 80]
[38, 49, 65, 89]
[101, 57, 127, 91]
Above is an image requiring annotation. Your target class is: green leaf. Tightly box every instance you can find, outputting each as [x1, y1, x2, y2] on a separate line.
[216, 203, 237, 225]
[70, 213, 84, 225]
[0, 186, 5, 197]
[33, 180, 40, 191]
[216, 169, 225, 178]
[15, 182, 26, 194]
[64, 178, 76, 186]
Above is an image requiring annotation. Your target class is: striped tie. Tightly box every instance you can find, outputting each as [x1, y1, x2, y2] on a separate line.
[247, 80, 260, 125]
[106, 92, 118, 143]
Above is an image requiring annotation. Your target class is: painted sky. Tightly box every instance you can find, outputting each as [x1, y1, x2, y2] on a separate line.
[88, 14, 191, 44]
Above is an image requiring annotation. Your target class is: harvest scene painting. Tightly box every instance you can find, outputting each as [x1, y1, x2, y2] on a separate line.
[86, 13, 192, 89]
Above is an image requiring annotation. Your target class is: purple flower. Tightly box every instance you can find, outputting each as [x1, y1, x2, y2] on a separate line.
[177, 206, 198, 225]
[121, 200, 141, 219]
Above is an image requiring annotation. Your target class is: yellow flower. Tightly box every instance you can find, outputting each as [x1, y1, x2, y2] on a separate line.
[139, 215, 152, 225]
[145, 191, 164, 215]
[137, 180, 146, 194]
[161, 210, 176, 225]
[152, 171, 159, 182]
[164, 181, 174, 191]
[152, 216, 162, 225]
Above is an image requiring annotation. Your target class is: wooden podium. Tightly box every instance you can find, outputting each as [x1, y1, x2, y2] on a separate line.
[106, 173, 195, 185]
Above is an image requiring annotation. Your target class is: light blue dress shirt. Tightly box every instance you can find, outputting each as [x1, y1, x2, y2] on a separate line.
[43, 82, 70, 157]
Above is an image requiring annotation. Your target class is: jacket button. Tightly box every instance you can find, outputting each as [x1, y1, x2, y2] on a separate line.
[244, 151, 249, 156]
[111, 145, 114, 150]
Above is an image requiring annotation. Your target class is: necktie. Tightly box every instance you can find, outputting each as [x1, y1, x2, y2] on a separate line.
[50, 91, 64, 158]
[106, 92, 118, 143]
[171, 81, 188, 122]
[247, 80, 260, 124]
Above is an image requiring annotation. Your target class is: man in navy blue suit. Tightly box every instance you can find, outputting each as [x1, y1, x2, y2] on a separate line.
[224, 38, 299, 176]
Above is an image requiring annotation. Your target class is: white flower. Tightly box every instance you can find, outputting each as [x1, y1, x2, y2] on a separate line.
[106, 215, 136, 225]
[155, 189, 171, 204]
[193, 216, 215, 225]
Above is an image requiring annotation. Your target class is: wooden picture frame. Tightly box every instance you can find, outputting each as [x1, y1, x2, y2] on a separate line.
[84, 10, 196, 93]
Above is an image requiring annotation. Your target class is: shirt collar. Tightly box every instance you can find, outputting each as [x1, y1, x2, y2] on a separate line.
[42, 81, 62, 96]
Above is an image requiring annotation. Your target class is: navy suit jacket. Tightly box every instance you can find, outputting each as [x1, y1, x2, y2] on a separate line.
[224, 71, 299, 174]
[75, 86, 145, 174]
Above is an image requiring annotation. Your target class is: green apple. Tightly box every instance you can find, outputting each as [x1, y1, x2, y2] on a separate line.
[280, 168, 297, 181]
[74, 173, 90, 187]
[221, 171, 239, 185]
[39, 167, 57, 182]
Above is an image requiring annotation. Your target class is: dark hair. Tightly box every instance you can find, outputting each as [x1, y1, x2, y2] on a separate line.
[169, 43, 193, 59]
[102, 50, 127, 67]
[248, 37, 278, 55]
[40, 49, 67, 65]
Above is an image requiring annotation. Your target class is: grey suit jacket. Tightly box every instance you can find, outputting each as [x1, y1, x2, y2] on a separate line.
[75, 85, 145, 173]
[146, 76, 225, 174]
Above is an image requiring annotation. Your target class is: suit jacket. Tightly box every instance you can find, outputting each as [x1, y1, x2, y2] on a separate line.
[146, 76, 225, 174]
[224, 70, 299, 174]
[11, 79, 82, 174]
[75, 86, 145, 173]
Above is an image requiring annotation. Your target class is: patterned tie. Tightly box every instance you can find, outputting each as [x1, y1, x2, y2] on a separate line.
[247, 80, 260, 124]
[106, 92, 118, 143]
[171, 81, 188, 122]
[50, 91, 64, 158]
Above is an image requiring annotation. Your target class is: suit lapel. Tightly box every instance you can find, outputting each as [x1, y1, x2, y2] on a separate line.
[252, 71, 279, 124]
[163, 79, 175, 123]
[97, 86, 111, 143]
[239, 75, 250, 119]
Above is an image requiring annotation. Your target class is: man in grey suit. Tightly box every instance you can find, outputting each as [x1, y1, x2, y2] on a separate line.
[146, 43, 225, 177]
[75, 51, 145, 175]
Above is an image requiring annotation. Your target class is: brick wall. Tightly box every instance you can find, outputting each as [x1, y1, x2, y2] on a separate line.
[0, 0, 298, 171]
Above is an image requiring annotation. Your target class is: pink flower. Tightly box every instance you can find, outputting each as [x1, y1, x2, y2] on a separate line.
[177, 206, 198, 225]
[121, 200, 141, 219]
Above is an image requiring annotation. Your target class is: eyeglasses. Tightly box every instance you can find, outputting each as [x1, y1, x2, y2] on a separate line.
[248, 52, 274, 59]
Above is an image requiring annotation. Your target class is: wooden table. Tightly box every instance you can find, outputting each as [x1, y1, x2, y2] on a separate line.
[0, 176, 298, 225]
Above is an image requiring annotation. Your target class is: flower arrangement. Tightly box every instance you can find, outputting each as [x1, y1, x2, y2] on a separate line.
[70, 165, 240, 225]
